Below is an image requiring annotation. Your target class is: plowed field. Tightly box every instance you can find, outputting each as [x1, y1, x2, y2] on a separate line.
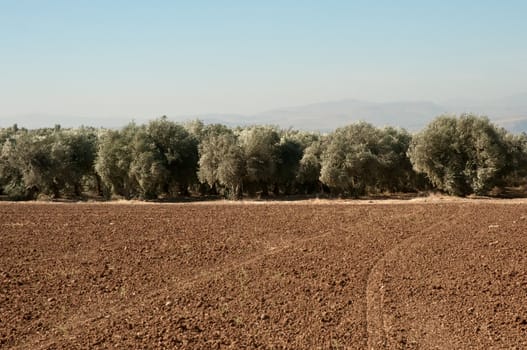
[1, 201, 526, 349]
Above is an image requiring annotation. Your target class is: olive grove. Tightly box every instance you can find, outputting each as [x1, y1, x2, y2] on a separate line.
[0, 114, 525, 200]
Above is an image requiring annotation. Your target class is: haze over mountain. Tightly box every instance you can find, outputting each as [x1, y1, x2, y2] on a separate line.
[247, 94, 527, 133]
[251, 99, 447, 132]
[2, 94, 527, 133]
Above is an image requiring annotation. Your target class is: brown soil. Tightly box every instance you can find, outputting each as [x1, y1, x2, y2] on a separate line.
[0, 202, 526, 349]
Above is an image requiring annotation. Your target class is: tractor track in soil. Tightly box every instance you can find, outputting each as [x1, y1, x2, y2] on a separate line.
[365, 211, 466, 349]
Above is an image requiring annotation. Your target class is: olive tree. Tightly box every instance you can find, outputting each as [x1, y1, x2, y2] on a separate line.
[0, 127, 26, 198]
[296, 138, 325, 194]
[238, 126, 279, 197]
[408, 114, 510, 196]
[128, 127, 168, 199]
[502, 132, 527, 184]
[273, 133, 304, 195]
[144, 117, 199, 197]
[53, 127, 99, 196]
[95, 124, 139, 198]
[320, 122, 384, 196]
[198, 125, 245, 198]
[376, 127, 420, 192]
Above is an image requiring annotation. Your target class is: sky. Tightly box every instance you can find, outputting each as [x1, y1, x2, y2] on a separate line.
[1, 0, 526, 125]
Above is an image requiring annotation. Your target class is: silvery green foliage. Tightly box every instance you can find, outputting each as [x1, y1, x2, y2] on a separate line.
[320, 122, 413, 195]
[0, 126, 25, 198]
[238, 126, 280, 194]
[320, 122, 376, 195]
[1, 115, 525, 200]
[0, 126, 98, 199]
[297, 140, 324, 188]
[95, 124, 139, 198]
[408, 114, 509, 196]
[146, 117, 199, 196]
[198, 125, 245, 198]
[129, 127, 168, 199]
[95, 117, 199, 199]
[376, 127, 418, 192]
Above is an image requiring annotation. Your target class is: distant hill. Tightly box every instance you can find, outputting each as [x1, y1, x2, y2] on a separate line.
[2, 95, 527, 133]
[208, 95, 527, 133]
[252, 100, 447, 132]
[443, 94, 527, 133]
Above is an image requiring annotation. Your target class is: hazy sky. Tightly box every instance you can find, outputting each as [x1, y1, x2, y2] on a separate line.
[1, 0, 526, 123]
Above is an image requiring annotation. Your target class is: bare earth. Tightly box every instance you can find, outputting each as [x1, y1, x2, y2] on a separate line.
[1, 201, 526, 349]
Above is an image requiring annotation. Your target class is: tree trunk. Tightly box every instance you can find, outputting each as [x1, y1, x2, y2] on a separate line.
[179, 183, 190, 197]
[74, 182, 82, 197]
[260, 181, 269, 198]
[95, 174, 103, 196]
[273, 183, 280, 196]
[51, 180, 61, 199]
[234, 183, 243, 200]
[210, 182, 218, 195]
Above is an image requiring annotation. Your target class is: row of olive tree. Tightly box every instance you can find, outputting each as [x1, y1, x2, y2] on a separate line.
[198, 124, 319, 198]
[1, 114, 526, 200]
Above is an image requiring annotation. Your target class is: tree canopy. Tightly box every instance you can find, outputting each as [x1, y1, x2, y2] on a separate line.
[0, 114, 526, 200]
[408, 114, 512, 195]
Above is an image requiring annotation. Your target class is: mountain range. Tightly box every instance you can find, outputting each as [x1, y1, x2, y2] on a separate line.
[2, 94, 527, 133]
[221, 94, 527, 133]
[195, 94, 527, 133]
